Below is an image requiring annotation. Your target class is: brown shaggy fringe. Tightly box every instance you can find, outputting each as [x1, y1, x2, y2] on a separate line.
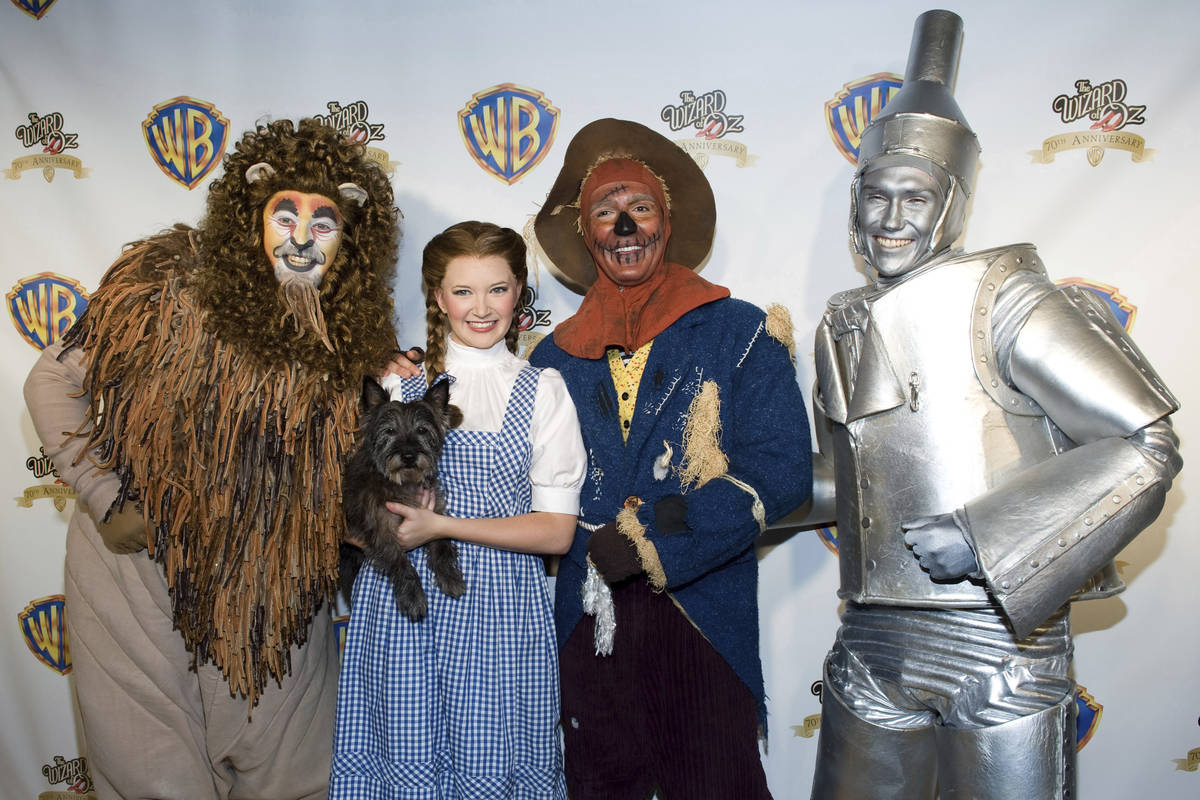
[64, 228, 366, 706]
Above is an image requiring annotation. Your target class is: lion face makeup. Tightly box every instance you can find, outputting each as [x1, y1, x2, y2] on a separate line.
[262, 190, 344, 287]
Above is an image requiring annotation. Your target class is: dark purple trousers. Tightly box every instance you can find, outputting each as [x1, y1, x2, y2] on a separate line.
[559, 578, 773, 800]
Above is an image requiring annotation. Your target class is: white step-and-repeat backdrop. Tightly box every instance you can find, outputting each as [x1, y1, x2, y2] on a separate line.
[2, 1, 1197, 797]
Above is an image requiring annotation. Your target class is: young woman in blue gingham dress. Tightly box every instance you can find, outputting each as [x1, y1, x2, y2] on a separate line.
[330, 222, 584, 799]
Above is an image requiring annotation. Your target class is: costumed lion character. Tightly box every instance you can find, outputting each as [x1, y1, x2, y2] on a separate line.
[25, 117, 399, 799]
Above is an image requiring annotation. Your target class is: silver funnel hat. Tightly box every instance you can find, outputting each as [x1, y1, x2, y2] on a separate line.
[852, 9, 980, 264]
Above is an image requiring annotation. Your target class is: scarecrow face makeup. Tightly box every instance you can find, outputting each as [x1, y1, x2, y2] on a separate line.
[262, 190, 344, 287]
[583, 179, 667, 287]
[856, 165, 945, 278]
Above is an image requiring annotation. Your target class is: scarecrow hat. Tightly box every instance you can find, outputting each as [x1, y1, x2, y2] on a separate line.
[534, 117, 716, 294]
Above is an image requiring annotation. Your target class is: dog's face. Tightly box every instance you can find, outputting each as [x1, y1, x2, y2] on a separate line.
[360, 378, 463, 487]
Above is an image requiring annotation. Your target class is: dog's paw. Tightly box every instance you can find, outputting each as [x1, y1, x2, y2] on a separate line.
[435, 565, 466, 600]
[393, 578, 429, 622]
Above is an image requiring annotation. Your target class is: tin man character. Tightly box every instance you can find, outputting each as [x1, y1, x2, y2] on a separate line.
[804, 10, 1182, 799]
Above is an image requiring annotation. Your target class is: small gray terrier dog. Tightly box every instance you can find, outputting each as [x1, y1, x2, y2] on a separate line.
[342, 376, 465, 621]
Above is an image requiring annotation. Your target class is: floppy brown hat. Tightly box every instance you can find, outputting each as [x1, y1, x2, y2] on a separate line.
[534, 118, 716, 294]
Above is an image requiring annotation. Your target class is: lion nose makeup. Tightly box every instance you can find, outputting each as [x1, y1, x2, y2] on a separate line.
[614, 211, 638, 237]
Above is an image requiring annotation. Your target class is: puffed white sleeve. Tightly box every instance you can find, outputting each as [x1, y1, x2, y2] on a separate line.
[528, 367, 585, 515]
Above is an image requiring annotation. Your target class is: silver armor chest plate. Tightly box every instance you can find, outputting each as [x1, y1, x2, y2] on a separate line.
[820, 248, 1058, 607]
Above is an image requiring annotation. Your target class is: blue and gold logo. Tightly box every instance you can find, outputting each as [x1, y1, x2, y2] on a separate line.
[816, 525, 839, 555]
[1074, 684, 1102, 750]
[10, 0, 57, 19]
[1056, 277, 1137, 331]
[8, 272, 88, 351]
[825, 73, 903, 166]
[19, 595, 71, 675]
[142, 96, 229, 189]
[458, 84, 559, 185]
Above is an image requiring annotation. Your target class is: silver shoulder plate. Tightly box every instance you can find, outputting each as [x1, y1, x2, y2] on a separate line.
[969, 244, 1047, 417]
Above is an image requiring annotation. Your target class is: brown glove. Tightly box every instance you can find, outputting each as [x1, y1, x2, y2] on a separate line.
[92, 503, 148, 554]
[586, 523, 644, 583]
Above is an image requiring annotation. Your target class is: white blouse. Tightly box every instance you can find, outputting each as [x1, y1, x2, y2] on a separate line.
[382, 337, 586, 516]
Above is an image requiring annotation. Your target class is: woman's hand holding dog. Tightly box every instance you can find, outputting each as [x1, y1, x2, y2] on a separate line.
[387, 491, 440, 550]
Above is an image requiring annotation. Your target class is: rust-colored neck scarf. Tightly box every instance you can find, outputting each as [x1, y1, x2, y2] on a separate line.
[554, 261, 729, 359]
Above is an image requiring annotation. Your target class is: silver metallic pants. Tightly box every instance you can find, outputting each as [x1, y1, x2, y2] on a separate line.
[812, 603, 1077, 799]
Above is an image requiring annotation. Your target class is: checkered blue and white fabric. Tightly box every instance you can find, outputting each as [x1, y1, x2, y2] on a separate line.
[330, 366, 567, 799]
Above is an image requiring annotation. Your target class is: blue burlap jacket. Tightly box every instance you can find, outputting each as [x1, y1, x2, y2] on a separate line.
[530, 296, 812, 721]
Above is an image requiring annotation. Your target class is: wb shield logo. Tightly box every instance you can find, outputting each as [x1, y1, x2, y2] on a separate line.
[12, 0, 58, 19]
[459, 84, 559, 185]
[1056, 278, 1137, 331]
[19, 595, 71, 674]
[8, 273, 88, 351]
[1074, 685, 1102, 749]
[825, 73, 903, 165]
[142, 96, 229, 189]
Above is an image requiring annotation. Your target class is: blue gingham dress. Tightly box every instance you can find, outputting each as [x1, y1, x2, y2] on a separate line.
[330, 366, 567, 799]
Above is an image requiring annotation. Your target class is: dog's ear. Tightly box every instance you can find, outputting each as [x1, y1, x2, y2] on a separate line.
[444, 402, 464, 430]
[423, 380, 463, 430]
[362, 376, 390, 411]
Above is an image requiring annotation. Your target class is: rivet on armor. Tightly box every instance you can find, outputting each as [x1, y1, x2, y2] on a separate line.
[1030, 560, 1040, 568]
[999, 265, 1007, 271]
[860, 477, 869, 489]
[1136, 476, 1145, 485]
[979, 354, 988, 363]
[976, 330, 984, 339]
[987, 282, 995, 291]
[867, 559, 876, 571]
[1000, 581, 1011, 590]
[1084, 518, 1093, 525]
[991, 379, 999, 387]
[1016, 256, 1024, 264]
[1112, 495, 1121, 503]
[1058, 538, 1067, 547]
[861, 517, 871, 528]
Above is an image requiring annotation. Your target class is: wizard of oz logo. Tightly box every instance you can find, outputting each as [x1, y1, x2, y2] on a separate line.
[4, 111, 89, 182]
[142, 96, 230, 189]
[41, 754, 96, 798]
[18, 446, 76, 511]
[458, 84, 559, 185]
[660, 89, 756, 169]
[313, 99, 397, 174]
[1030, 78, 1152, 167]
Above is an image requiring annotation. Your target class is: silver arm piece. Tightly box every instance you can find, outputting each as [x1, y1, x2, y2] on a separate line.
[963, 284, 1181, 638]
[773, 383, 837, 530]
